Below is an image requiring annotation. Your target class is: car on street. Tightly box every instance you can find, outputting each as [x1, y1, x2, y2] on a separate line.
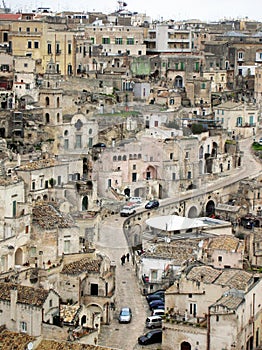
[146, 294, 164, 304]
[129, 196, 142, 204]
[120, 205, 136, 217]
[146, 290, 165, 303]
[145, 199, 159, 209]
[92, 142, 106, 148]
[151, 309, 165, 317]
[138, 329, 162, 345]
[149, 300, 165, 310]
[145, 315, 162, 329]
[118, 307, 132, 323]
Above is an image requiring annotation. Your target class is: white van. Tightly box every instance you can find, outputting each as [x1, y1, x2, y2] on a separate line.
[151, 309, 165, 317]
[146, 315, 162, 328]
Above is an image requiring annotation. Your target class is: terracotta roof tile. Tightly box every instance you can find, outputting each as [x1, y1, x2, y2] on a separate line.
[37, 339, 110, 349]
[0, 329, 35, 350]
[0, 282, 49, 307]
[33, 204, 74, 229]
[61, 257, 101, 275]
[186, 265, 222, 284]
[212, 294, 244, 310]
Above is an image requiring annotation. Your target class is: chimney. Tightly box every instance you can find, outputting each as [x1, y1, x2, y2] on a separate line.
[10, 286, 18, 321]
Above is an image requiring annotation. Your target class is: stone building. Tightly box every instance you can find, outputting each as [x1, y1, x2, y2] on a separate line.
[162, 264, 262, 350]
[213, 101, 259, 139]
[0, 282, 60, 336]
[199, 235, 244, 269]
[58, 252, 116, 326]
[0, 176, 31, 273]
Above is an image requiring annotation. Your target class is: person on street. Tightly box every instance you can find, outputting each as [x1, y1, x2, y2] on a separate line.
[121, 254, 126, 265]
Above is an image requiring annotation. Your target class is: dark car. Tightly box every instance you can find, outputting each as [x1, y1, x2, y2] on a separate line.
[146, 294, 164, 304]
[146, 290, 165, 300]
[138, 329, 162, 345]
[149, 300, 165, 310]
[145, 200, 159, 209]
[92, 142, 106, 148]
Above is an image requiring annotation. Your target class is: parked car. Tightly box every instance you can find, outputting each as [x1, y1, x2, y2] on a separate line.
[146, 290, 165, 302]
[145, 200, 159, 209]
[129, 196, 142, 204]
[151, 309, 165, 317]
[146, 294, 164, 304]
[258, 138, 262, 145]
[149, 300, 165, 310]
[118, 307, 132, 323]
[146, 316, 162, 329]
[120, 205, 136, 217]
[138, 329, 162, 345]
[92, 142, 106, 148]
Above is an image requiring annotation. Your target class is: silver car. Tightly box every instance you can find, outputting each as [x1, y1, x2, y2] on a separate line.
[118, 307, 132, 323]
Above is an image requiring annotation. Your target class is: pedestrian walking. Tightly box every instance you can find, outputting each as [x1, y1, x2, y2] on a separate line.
[121, 254, 126, 265]
[126, 253, 130, 262]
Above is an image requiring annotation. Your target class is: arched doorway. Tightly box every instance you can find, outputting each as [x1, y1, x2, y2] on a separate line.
[81, 315, 87, 325]
[82, 196, 88, 210]
[181, 341, 191, 350]
[206, 200, 215, 217]
[188, 206, 198, 218]
[15, 248, 23, 265]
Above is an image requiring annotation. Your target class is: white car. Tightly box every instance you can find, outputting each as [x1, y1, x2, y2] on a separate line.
[129, 196, 142, 204]
[120, 205, 136, 217]
[118, 307, 132, 323]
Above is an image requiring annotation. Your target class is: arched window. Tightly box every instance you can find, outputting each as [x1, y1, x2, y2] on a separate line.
[64, 130, 68, 136]
[45, 113, 50, 124]
[118, 155, 122, 161]
[113, 156, 117, 161]
[45, 96, 50, 107]
[57, 97, 60, 108]
[123, 155, 127, 161]
[57, 113, 60, 123]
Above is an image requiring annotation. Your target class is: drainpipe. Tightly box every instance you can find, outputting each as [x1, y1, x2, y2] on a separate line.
[207, 306, 210, 350]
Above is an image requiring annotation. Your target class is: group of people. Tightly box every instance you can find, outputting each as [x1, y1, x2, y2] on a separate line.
[120, 253, 130, 265]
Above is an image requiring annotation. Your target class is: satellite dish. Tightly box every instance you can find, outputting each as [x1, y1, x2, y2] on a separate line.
[27, 342, 34, 350]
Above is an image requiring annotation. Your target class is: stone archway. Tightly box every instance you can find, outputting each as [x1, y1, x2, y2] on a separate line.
[15, 247, 23, 266]
[181, 341, 191, 350]
[188, 206, 198, 218]
[206, 200, 215, 217]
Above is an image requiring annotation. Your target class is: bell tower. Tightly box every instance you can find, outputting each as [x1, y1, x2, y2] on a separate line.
[39, 59, 63, 126]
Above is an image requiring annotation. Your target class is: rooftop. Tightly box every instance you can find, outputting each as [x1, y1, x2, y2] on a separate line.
[0, 282, 49, 307]
[33, 203, 74, 229]
[61, 256, 101, 275]
[18, 158, 58, 171]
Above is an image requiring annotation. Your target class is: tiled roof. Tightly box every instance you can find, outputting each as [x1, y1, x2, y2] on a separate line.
[215, 269, 252, 291]
[144, 240, 200, 263]
[0, 282, 49, 307]
[18, 158, 57, 171]
[0, 14, 22, 20]
[0, 329, 35, 350]
[60, 304, 80, 324]
[212, 294, 244, 310]
[37, 339, 110, 349]
[61, 257, 101, 275]
[186, 265, 222, 284]
[33, 204, 74, 229]
[206, 235, 241, 251]
[186, 266, 253, 291]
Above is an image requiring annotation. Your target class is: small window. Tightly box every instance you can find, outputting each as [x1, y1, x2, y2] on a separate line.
[218, 256, 222, 262]
[34, 41, 39, 49]
[27, 41, 32, 49]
